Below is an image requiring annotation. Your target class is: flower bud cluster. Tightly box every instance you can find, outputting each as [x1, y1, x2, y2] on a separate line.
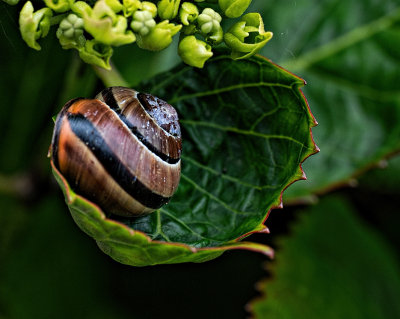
[11, 0, 273, 69]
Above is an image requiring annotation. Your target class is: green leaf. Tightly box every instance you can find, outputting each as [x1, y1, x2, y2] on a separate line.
[52, 53, 317, 266]
[249, 196, 400, 319]
[52, 162, 274, 266]
[251, 0, 400, 202]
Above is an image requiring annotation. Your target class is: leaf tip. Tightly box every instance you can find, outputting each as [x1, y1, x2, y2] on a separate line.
[259, 226, 270, 234]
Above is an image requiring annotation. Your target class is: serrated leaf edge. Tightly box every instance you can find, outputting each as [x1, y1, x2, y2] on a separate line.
[235, 55, 319, 242]
[51, 160, 274, 259]
[49, 55, 318, 262]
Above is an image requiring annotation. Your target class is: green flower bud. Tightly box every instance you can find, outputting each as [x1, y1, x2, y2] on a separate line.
[122, 0, 142, 17]
[142, 1, 158, 18]
[206, 25, 223, 45]
[224, 13, 272, 60]
[178, 35, 213, 68]
[2, 0, 20, 5]
[197, 8, 221, 34]
[74, 0, 136, 46]
[105, 0, 124, 12]
[136, 20, 181, 51]
[70, 1, 92, 16]
[43, 0, 70, 12]
[131, 10, 156, 36]
[218, 0, 252, 18]
[78, 40, 113, 70]
[197, 8, 223, 45]
[157, 0, 181, 20]
[56, 14, 86, 49]
[179, 2, 199, 26]
[59, 13, 84, 38]
[19, 1, 52, 50]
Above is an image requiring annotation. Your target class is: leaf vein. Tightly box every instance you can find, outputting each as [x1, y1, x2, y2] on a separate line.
[182, 155, 278, 190]
[181, 173, 253, 216]
[282, 7, 400, 71]
[160, 208, 226, 243]
[180, 120, 311, 148]
[168, 82, 293, 104]
[152, 210, 171, 242]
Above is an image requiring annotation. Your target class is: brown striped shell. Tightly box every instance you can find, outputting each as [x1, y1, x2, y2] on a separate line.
[51, 87, 181, 217]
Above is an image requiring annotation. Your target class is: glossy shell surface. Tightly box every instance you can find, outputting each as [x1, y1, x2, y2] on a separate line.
[51, 87, 182, 217]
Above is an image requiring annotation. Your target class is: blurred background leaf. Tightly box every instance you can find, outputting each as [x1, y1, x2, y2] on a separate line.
[358, 155, 400, 194]
[0, 4, 98, 176]
[0, 192, 270, 319]
[1, 0, 400, 318]
[249, 196, 400, 318]
[250, 0, 400, 202]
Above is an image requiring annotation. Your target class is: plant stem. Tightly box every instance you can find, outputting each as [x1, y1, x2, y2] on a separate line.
[92, 62, 130, 87]
[281, 7, 400, 72]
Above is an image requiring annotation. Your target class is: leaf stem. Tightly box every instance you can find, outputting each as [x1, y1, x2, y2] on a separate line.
[281, 7, 400, 72]
[92, 62, 130, 87]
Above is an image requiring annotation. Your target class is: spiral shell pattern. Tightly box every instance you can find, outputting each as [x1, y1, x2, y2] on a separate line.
[51, 87, 181, 217]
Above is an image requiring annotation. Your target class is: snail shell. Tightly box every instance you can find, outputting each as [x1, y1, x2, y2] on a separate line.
[51, 86, 182, 217]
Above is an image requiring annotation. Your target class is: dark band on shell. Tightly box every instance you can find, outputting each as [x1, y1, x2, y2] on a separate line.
[96, 87, 181, 164]
[51, 87, 182, 217]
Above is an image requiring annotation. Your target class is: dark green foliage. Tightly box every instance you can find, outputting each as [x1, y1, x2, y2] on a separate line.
[252, 0, 400, 201]
[52, 54, 316, 266]
[250, 196, 400, 319]
[1, 0, 400, 317]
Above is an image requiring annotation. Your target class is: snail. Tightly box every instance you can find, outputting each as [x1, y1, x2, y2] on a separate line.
[50, 86, 182, 217]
